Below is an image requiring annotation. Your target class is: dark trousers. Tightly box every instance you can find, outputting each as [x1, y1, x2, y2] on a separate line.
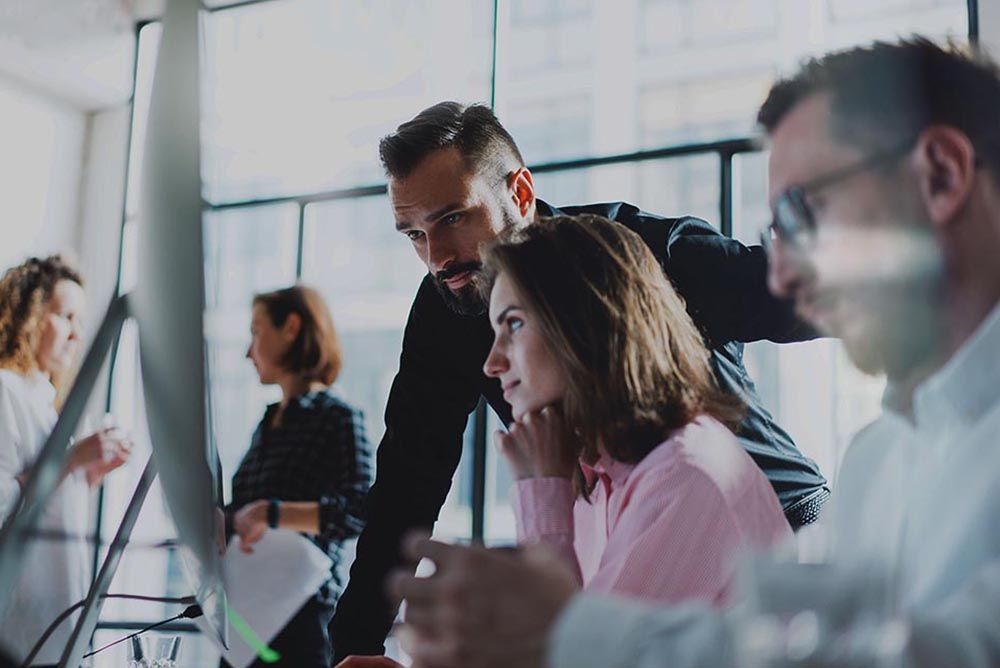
[222, 598, 336, 668]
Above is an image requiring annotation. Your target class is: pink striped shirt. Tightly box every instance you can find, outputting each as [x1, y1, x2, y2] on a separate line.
[513, 415, 791, 606]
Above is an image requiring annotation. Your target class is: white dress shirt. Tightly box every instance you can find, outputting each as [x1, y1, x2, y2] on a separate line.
[0, 369, 91, 665]
[550, 301, 1000, 668]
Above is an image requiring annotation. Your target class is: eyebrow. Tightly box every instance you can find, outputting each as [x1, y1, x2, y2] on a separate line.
[394, 203, 464, 231]
[493, 305, 521, 326]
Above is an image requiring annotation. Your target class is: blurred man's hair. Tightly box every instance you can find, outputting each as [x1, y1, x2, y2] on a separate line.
[759, 38, 1000, 180]
[379, 101, 525, 182]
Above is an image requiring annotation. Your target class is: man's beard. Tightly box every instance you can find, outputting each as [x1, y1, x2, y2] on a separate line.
[432, 262, 490, 316]
[432, 208, 522, 317]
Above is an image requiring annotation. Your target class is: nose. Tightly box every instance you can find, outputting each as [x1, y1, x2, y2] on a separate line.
[483, 337, 509, 378]
[245, 343, 253, 360]
[767, 234, 808, 299]
[425, 234, 457, 276]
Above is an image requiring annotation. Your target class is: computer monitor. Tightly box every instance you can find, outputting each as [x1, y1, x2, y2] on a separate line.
[132, 0, 228, 648]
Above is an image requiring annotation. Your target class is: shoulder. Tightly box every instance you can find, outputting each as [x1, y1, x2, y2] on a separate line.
[300, 392, 371, 453]
[0, 370, 30, 410]
[309, 391, 365, 423]
[631, 416, 751, 496]
[549, 201, 716, 234]
[838, 413, 903, 485]
[0, 369, 26, 393]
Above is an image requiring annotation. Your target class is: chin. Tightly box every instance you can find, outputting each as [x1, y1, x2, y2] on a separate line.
[842, 340, 886, 377]
[510, 399, 550, 422]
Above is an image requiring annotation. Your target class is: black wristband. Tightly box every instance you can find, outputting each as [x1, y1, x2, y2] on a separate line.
[267, 498, 281, 529]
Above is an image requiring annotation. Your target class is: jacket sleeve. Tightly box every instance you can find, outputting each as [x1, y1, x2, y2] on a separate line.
[330, 277, 483, 661]
[662, 216, 819, 346]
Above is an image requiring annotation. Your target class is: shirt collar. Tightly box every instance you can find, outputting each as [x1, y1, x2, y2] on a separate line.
[26, 370, 57, 405]
[884, 300, 1000, 429]
[580, 453, 635, 490]
[267, 387, 331, 414]
[536, 199, 561, 218]
[297, 387, 335, 409]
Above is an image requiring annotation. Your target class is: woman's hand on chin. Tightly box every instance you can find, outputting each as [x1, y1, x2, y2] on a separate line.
[496, 406, 576, 480]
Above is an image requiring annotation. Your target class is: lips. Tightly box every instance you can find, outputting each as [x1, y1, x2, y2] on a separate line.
[444, 271, 472, 290]
[501, 380, 519, 401]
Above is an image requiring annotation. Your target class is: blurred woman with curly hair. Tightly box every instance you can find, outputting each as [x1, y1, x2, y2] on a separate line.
[0, 255, 132, 666]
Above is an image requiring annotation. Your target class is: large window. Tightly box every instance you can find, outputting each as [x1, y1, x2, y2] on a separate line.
[95, 0, 971, 663]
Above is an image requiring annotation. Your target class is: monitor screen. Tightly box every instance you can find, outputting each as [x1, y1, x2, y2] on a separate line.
[132, 0, 228, 648]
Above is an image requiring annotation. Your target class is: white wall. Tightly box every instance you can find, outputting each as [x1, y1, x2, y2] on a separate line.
[76, 104, 130, 319]
[0, 75, 87, 272]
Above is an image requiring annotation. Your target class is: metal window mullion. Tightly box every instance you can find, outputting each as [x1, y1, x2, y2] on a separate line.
[719, 151, 734, 238]
[295, 202, 306, 279]
[968, 0, 979, 44]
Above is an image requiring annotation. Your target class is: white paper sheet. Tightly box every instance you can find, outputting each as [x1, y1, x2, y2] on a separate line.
[197, 529, 333, 668]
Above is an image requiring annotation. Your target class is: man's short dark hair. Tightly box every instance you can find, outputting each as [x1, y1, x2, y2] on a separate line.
[758, 38, 1000, 179]
[378, 101, 525, 181]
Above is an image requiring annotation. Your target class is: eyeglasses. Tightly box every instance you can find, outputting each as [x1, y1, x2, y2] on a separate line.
[761, 139, 916, 253]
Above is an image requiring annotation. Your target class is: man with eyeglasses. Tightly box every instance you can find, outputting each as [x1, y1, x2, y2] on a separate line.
[390, 38, 1000, 668]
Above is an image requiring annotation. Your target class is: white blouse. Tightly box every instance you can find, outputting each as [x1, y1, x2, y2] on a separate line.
[0, 369, 91, 665]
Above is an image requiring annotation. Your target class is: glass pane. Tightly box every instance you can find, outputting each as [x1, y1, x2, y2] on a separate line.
[732, 151, 770, 246]
[301, 197, 475, 540]
[499, 0, 967, 164]
[484, 408, 515, 545]
[202, 0, 494, 202]
[300, 196, 424, 442]
[531, 155, 721, 228]
[204, 205, 299, 494]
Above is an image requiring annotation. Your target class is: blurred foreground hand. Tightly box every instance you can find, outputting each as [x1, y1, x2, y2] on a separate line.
[388, 532, 579, 668]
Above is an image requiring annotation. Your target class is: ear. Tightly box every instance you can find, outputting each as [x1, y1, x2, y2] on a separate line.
[282, 312, 302, 342]
[507, 167, 536, 219]
[912, 125, 977, 229]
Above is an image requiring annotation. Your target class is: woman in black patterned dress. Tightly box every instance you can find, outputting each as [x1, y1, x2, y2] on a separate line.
[225, 285, 372, 668]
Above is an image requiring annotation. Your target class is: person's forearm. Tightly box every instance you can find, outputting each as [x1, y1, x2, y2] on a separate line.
[515, 478, 582, 584]
[277, 501, 321, 534]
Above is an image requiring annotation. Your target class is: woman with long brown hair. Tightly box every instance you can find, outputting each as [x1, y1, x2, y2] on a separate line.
[482, 214, 791, 605]
[0, 255, 132, 666]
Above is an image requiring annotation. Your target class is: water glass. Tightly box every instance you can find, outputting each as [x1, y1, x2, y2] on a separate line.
[126, 635, 181, 667]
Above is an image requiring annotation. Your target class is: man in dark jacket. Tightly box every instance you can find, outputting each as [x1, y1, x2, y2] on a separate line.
[331, 101, 828, 663]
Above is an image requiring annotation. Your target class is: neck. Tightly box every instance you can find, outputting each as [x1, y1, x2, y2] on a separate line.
[942, 207, 1000, 364]
[888, 225, 1000, 413]
[277, 375, 324, 405]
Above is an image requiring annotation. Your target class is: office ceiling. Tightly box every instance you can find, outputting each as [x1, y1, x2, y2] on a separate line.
[0, 0, 136, 110]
